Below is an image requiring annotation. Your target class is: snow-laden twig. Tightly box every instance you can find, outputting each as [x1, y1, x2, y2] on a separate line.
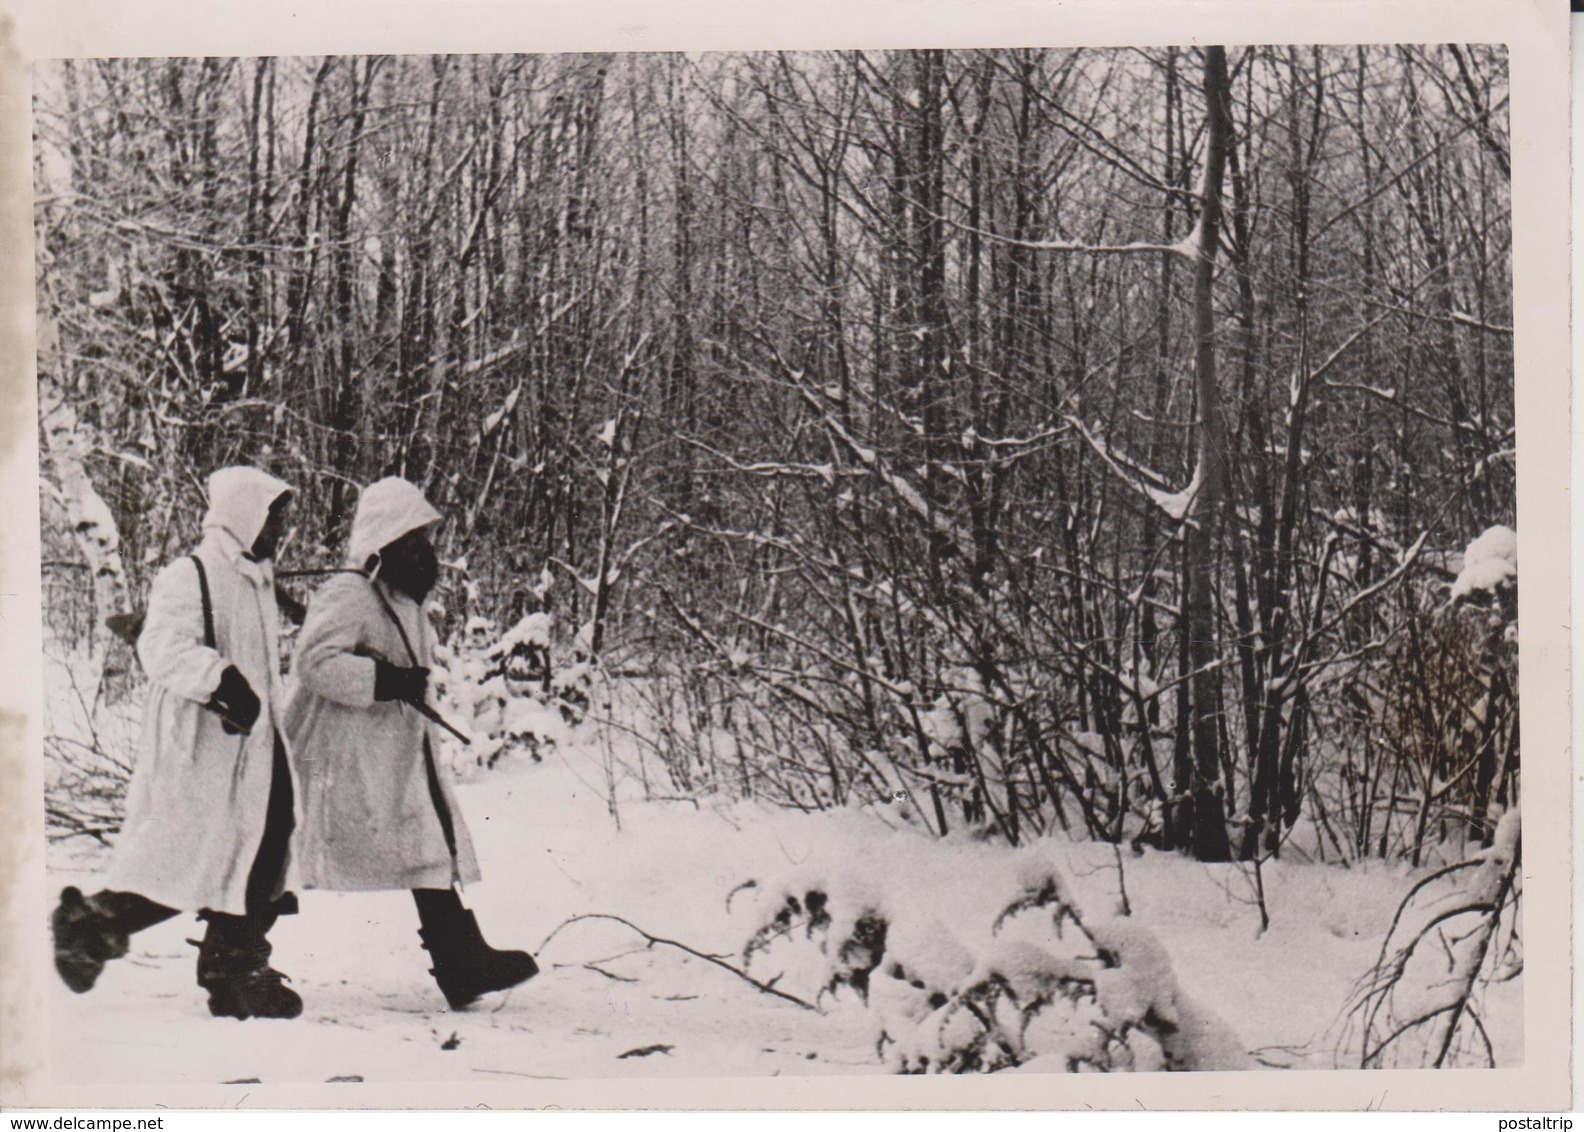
[786, 379, 978, 560]
[680, 435, 851, 485]
[1064, 416, 1202, 523]
[1334, 810, 1521, 1068]
[937, 212, 1201, 261]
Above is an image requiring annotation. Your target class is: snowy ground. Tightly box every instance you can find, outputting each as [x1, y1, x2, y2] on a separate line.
[43, 692, 1522, 1085]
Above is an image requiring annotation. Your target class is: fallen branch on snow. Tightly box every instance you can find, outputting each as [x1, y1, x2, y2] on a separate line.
[539, 912, 822, 1013]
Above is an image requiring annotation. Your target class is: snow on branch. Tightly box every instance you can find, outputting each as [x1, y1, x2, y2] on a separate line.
[1311, 529, 1430, 643]
[1448, 525, 1517, 604]
[920, 105, 1214, 264]
[788, 380, 978, 559]
[1450, 310, 1513, 336]
[1334, 810, 1520, 1069]
[936, 211, 1203, 262]
[681, 436, 847, 486]
[1065, 416, 1203, 523]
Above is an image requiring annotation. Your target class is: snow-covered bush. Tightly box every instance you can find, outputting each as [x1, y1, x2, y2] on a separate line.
[1334, 808, 1521, 1069]
[740, 857, 1249, 1073]
[1305, 524, 1520, 866]
[431, 608, 587, 774]
[1389, 526, 1518, 860]
[1448, 525, 1517, 609]
[744, 885, 892, 1001]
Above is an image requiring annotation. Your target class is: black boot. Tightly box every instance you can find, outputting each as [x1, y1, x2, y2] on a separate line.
[414, 889, 538, 1010]
[51, 887, 130, 993]
[195, 915, 302, 1020]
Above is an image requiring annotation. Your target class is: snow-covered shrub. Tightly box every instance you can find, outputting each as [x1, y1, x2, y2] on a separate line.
[1389, 527, 1518, 860]
[740, 857, 1248, 1073]
[1334, 808, 1521, 1069]
[1305, 525, 1520, 866]
[431, 609, 583, 774]
[744, 885, 891, 1002]
[42, 647, 143, 845]
[1448, 525, 1517, 609]
[39, 479, 146, 842]
[627, 656, 844, 803]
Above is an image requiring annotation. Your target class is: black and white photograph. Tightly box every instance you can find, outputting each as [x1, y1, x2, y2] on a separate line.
[1, 0, 1572, 1113]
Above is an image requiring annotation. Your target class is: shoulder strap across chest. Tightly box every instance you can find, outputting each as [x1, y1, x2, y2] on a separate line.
[367, 577, 421, 666]
[187, 554, 214, 648]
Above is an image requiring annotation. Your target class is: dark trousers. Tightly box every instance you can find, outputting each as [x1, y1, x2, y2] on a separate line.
[412, 733, 465, 926]
[201, 734, 297, 942]
[412, 885, 465, 922]
[93, 734, 296, 942]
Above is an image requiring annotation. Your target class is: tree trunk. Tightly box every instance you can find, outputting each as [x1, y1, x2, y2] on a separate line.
[1183, 46, 1234, 863]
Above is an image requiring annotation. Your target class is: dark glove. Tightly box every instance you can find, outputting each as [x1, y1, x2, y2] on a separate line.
[374, 659, 429, 705]
[207, 665, 261, 736]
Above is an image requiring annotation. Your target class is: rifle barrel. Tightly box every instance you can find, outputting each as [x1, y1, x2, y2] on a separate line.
[415, 701, 472, 746]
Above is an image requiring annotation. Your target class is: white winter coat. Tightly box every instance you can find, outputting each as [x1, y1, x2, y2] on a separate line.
[106, 467, 297, 916]
[283, 479, 482, 891]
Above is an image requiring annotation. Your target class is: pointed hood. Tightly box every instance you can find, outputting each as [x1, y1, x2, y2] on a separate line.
[346, 477, 443, 568]
[202, 466, 294, 550]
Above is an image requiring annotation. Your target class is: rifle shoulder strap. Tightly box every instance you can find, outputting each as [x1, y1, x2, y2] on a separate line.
[188, 553, 215, 649]
[368, 577, 421, 667]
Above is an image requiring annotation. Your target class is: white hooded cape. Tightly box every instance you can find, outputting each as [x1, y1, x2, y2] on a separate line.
[284, 478, 480, 891]
[106, 466, 298, 915]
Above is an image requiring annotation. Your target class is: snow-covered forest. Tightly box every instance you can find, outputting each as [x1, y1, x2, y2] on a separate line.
[34, 45, 1520, 1078]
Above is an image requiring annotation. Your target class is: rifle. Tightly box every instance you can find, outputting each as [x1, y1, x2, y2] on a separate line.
[350, 645, 472, 747]
[105, 568, 335, 647]
[411, 700, 473, 747]
[279, 566, 475, 745]
[106, 560, 472, 746]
